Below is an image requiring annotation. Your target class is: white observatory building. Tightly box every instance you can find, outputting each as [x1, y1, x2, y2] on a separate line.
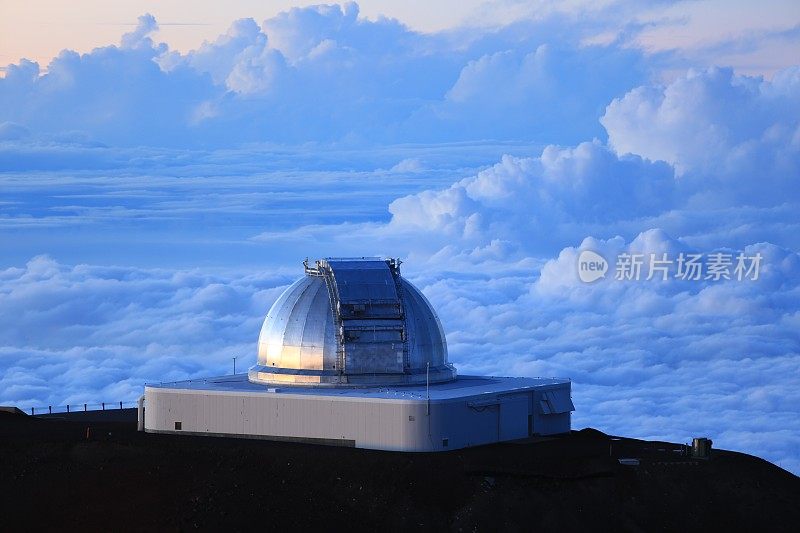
[142, 258, 573, 451]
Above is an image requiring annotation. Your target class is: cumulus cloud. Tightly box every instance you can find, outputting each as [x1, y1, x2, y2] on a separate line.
[261, 1, 362, 63]
[602, 66, 800, 206]
[0, 4, 651, 147]
[405, 42, 645, 144]
[120, 13, 159, 50]
[386, 141, 676, 253]
[162, 17, 288, 95]
[0, 15, 219, 147]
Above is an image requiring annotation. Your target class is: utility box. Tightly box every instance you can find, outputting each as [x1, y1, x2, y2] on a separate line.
[692, 437, 713, 459]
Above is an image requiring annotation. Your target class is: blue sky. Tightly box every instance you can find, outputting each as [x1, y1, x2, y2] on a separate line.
[1, 1, 799, 473]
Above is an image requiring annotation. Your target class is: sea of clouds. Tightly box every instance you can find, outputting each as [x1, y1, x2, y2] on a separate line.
[0, 3, 798, 473]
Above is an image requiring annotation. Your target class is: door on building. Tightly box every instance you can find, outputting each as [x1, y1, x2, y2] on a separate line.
[498, 395, 529, 441]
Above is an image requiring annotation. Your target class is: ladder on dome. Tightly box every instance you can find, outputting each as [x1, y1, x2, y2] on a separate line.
[388, 258, 411, 370]
[318, 258, 408, 376]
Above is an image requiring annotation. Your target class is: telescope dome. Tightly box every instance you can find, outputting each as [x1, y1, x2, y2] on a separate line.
[248, 258, 456, 386]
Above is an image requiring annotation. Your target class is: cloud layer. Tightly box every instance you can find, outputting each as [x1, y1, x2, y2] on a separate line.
[0, 256, 290, 406]
[1, 236, 797, 473]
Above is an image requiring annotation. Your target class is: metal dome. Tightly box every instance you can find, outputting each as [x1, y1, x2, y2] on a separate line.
[248, 258, 456, 386]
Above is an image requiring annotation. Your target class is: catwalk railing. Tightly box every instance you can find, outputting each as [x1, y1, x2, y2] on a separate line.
[25, 400, 139, 416]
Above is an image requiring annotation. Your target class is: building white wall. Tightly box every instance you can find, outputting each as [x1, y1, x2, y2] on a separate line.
[144, 383, 572, 451]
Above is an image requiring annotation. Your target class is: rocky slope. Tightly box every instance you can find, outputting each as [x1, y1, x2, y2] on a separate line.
[1, 411, 797, 532]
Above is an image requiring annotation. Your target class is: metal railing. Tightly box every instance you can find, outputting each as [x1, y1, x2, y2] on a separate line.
[26, 400, 139, 416]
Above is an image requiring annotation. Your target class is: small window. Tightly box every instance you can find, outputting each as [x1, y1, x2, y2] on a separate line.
[175, 421, 182, 430]
[408, 415, 415, 421]
[442, 438, 449, 447]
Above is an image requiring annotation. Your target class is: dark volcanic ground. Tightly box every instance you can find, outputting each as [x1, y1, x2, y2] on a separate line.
[1, 410, 798, 532]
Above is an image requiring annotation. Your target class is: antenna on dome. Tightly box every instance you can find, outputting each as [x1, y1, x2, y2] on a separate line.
[387, 257, 402, 274]
[426, 362, 430, 415]
[304, 257, 322, 275]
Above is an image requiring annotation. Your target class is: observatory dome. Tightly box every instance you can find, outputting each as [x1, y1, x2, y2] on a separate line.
[248, 258, 456, 386]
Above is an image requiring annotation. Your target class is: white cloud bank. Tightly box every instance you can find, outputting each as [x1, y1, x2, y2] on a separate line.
[602, 65, 800, 207]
